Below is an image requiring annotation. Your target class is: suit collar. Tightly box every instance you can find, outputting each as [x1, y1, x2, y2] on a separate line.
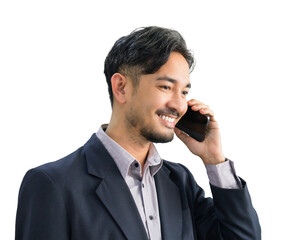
[84, 134, 148, 240]
[84, 133, 114, 178]
[155, 164, 183, 240]
[96, 126, 163, 178]
[84, 134, 183, 240]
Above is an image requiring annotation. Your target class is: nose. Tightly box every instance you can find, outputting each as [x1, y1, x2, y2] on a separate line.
[166, 92, 187, 117]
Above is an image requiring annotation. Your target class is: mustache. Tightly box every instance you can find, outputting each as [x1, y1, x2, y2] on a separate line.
[156, 108, 180, 118]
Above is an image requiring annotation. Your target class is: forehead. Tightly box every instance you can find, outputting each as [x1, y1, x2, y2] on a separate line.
[158, 52, 190, 73]
[140, 52, 190, 86]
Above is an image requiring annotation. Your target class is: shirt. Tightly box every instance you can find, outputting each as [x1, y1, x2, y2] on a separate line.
[97, 126, 162, 240]
[96, 126, 241, 240]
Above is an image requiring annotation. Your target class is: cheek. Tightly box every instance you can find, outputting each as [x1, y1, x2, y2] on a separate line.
[149, 92, 168, 107]
[179, 105, 188, 118]
[183, 104, 188, 114]
[142, 94, 163, 110]
[135, 88, 167, 114]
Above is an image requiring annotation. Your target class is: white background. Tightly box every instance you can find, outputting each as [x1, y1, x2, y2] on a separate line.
[1, 0, 286, 239]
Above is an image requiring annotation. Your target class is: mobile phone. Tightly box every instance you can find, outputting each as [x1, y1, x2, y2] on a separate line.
[175, 106, 210, 142]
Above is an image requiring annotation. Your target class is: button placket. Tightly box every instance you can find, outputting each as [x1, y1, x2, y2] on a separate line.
[141, 171, 155, 237]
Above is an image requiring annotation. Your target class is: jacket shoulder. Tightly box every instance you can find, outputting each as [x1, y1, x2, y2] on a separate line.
[23, 146, 85, 188]
[162, 160, 195, 179]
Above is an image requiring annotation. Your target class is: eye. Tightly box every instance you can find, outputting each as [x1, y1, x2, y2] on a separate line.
[182, 90, 189, 96]
[160, 86, 171, 90]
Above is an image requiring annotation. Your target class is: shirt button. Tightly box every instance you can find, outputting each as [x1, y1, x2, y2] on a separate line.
[134, 162, 139, 168]
[149, 215, 154, 220]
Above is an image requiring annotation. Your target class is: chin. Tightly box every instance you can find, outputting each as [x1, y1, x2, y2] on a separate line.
[141, 127, 174, 143]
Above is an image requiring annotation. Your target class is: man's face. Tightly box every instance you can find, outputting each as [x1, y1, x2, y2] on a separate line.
[125, 52, 191, 143]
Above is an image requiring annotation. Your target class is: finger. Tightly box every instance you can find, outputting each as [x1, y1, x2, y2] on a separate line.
[187, 100, 216, 121]
[199, 107, 214, 117]
[174, 127, 190, 144]
[191, 104, 209, 112]
[187, 99, 202, 106]
[200, 108, 217, 124]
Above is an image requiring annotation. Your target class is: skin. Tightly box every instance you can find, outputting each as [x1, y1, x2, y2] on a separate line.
[105, 52, 225, 171]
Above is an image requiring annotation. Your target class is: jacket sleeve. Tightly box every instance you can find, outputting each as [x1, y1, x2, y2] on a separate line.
[181, 165, 261, 240]
[15, 169, 70, 240]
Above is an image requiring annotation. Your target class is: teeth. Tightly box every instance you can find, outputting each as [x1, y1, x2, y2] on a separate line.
[159, 114, 175, 123]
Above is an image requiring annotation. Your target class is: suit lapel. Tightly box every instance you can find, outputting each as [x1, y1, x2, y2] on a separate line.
[155, 165, 183, 240]
[84, 134, 148, 240]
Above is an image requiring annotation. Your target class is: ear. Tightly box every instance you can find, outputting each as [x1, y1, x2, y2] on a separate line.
[110, 73, 128, 104]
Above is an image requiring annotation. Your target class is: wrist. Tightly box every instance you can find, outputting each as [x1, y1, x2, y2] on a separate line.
[201, 153, 225, 165]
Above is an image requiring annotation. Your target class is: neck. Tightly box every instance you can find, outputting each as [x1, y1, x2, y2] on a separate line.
[105, 118, 151, 168]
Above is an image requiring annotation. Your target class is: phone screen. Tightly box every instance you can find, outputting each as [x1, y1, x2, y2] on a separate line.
[175, 106, 210, 142]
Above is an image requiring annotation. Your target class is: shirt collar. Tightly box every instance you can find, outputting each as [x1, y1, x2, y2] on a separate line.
[145, 143, 163, 176]
[96, 125, 163, 179]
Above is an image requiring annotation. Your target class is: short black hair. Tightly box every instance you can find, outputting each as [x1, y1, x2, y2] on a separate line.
[104, 26, 195, 105]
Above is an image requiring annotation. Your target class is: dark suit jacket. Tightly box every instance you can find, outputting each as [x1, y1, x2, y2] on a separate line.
[15, 134, 261, 240]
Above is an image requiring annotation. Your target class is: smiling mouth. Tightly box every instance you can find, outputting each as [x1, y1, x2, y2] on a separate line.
[158, 114, 176, 123]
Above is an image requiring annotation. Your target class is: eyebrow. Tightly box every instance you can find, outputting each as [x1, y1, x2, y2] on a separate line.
[156, 76, 191, 88]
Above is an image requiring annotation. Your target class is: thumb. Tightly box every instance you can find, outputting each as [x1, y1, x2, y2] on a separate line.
[174, 127, 196, 145]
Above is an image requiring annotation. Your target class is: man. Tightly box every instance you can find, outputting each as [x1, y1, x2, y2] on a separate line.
[15, 26, 261, 240]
